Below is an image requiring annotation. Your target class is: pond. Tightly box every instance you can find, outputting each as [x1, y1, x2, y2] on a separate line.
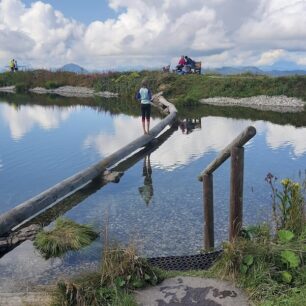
[0, 94, 306, 291]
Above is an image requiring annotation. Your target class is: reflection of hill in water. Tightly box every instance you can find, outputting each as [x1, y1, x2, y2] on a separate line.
[0, 92, 162, 119]
[179, 104, 306, 128]
[1, 92, 306, 127]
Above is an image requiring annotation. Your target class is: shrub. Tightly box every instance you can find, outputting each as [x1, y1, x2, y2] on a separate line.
[265, 173, 305, 235]
[45, 81, 62, 89]
[211, 175, 306, 304]
[15, 82, 30, 93]
[54, 243, 163, 306]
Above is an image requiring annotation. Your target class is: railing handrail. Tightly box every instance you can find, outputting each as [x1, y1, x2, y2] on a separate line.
[198, 126, 256, 180]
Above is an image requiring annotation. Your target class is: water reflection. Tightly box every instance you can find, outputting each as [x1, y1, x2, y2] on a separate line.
[139, 155, 153, 206]
[265, 123, 306, 157]
[0, 103, 74, 140]
[179, 118, 202, 134]
[84, 115, 162, 155]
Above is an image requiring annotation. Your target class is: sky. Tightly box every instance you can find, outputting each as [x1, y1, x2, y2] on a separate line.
[1, 0, 306, 70]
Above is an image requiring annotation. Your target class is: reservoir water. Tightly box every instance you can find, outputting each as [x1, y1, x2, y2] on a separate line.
[0, 94, 306, 291]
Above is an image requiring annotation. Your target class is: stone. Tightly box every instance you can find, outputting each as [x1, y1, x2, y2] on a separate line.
[135, 277, 249, 306]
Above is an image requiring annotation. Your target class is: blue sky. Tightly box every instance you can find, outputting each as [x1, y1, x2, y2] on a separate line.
[22, 0, 119, 24]
[1, 0, 306, 70]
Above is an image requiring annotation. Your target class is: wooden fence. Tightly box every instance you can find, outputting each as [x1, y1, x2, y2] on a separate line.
[198, 126, 256, 250]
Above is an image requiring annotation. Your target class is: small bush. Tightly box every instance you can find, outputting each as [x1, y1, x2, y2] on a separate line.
[176, 95, 200, 107]
[54, 243, 163, 306]
[45, 81, 62, 89]
[15, 82, 30, 93]
[101, 244, 162, 289]
[265, 173, 305, 235]
[34, 217, 99, 259]
[211, 175, 306, 304]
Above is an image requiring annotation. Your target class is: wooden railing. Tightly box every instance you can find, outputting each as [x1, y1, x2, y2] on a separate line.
[198, 126, 256, 250]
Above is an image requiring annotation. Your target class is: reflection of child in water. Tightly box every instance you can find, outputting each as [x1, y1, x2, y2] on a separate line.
[138, 155, 153, 206]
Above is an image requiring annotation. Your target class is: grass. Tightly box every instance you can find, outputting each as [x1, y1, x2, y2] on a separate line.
[208, 176, 306, 305]
[1, 70, 306, 108]
[53, 242, 164, 306]
[34, 217, 99, 259]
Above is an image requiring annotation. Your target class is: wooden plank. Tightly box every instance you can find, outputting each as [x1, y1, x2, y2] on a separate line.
[229, 146, 244, 241]
[198, 126, 256, 180]
[0, 95, 177, 236]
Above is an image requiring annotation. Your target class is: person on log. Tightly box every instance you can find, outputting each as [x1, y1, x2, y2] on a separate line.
[136, 79, 152, 134]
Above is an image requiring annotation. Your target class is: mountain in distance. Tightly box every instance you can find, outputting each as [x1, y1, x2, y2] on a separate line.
[59, 63, 88, 73]
[203, 65, 306, 76]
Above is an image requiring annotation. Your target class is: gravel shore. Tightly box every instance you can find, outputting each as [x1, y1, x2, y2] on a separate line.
[200, 95, 305, 112]
[29, 86, 118, 98]
[0, 86, 15, 93]
[0, 85, 118, 98]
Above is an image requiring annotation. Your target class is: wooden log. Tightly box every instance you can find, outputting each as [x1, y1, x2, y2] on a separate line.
[0, 96, 177, 236]
[229, 146, 244, 241]
[198, 126, 256, 180]
[0, 125, 178, 258]
[203, 174, 214, 250]
[0, 224, 41, 257]
[24, 125, 177, 230]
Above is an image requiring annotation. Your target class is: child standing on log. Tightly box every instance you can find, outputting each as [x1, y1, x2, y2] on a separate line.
[136, 79, 152, 134]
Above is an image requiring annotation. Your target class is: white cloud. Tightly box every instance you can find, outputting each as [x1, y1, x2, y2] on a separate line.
[0, 103, 73, 140]
[257, 49, 286, 66]
[237, 0, 306, 51]
[0, 0, 306, 69]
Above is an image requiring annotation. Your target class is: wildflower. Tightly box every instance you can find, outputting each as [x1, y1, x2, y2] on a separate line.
[281, 178, 290, 187]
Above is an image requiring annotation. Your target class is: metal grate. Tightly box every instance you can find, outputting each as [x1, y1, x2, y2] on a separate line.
[147, 250, 222, 271]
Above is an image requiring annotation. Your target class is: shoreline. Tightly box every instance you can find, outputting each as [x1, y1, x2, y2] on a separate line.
[0, 85, 118, 98]
[200, 95, 305, 113]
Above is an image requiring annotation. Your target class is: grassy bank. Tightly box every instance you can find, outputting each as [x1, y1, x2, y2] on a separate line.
[53, 243, 163, 306]
[1, 70, 306, 106]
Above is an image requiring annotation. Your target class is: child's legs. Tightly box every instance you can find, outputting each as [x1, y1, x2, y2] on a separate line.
[145, 104, 151, 131]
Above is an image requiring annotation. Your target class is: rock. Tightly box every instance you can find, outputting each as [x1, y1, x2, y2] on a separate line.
[135, 277, 249, 306]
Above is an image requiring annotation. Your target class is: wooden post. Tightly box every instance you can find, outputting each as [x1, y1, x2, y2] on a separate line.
[203, 174, 214, 250]
[229, 146, 244, 241]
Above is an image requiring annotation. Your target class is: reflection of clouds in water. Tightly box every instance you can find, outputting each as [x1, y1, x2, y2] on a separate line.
[153, 117, 256, 170]
[84, 115, 162, 156]
[0, 240, 61, 291]
[84, 115, 306, 170]
[265, 123, 306, 157]
[0, 104, 74, 140]
[85, 115, 256, 170]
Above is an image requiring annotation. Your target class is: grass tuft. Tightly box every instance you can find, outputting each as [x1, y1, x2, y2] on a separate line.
[34, 217, 99, 259]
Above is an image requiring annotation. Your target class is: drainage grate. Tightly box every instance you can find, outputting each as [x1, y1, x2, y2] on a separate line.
[147, 250, 222, 271]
